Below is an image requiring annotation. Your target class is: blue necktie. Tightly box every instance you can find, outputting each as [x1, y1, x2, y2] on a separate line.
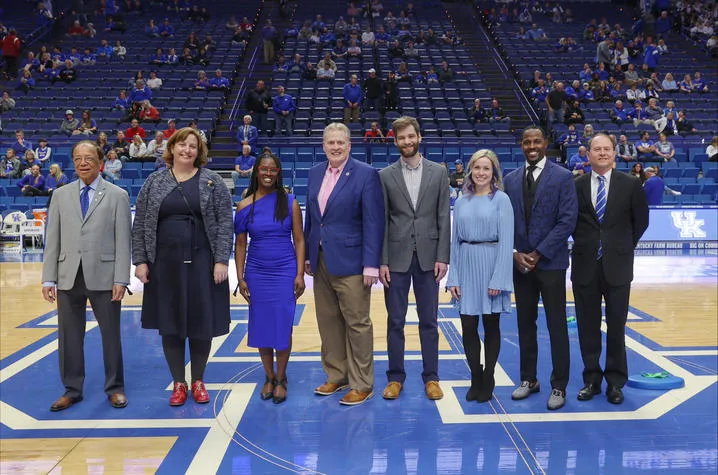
[80, 185, 90, 218]
[596, 175, 606, 259]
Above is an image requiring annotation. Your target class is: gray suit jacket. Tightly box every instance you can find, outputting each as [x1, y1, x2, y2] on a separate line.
[42, 177, 132, 291]
[379, 159, 451, 273]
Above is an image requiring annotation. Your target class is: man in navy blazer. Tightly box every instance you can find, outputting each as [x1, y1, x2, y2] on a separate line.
[504, 127, 578, 410]
[305, 122, 385, 406]
[236, 114, 258, 152]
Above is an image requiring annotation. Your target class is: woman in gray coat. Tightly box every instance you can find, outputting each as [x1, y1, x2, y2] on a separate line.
[132, 127, 233, 407]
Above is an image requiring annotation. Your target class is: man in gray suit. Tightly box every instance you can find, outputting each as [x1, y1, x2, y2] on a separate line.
[42, 140, 132, 412]
[379, 116, 451, 400]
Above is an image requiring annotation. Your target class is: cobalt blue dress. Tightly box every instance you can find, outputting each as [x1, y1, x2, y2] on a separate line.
[234, 192, 297, 350]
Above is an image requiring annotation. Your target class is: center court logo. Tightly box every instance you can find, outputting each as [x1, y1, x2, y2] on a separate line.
[670, 211, 707, 238]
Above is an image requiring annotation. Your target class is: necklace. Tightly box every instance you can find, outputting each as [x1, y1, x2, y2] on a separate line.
[172, 168, 197, 182]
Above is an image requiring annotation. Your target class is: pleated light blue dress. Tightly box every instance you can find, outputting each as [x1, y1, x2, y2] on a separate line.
[445, 190, 514, 316]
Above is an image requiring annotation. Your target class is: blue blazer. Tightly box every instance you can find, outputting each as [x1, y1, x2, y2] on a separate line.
[304, 158, 385, 276]
[504, 160, 578, 270]
[236, 124, 258, 151]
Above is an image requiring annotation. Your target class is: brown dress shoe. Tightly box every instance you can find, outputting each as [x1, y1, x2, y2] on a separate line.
[314, 381, 349, 396]
[108, 392, 128, 408]
[382, 381, 403, 400]
[339, 389, 374, 406]
[50, 395, 83, 412]
[425, 381, 444, 400]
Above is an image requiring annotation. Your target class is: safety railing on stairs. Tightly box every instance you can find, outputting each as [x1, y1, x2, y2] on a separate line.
[228, 45, 260, 132]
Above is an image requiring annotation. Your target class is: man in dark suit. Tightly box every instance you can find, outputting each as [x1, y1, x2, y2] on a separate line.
[42, 140, 132, 411]
[378, 116, 450, 401]
[504, 127, 578, 410]
[572, 133, 649, 404]
[305, 122, 385, 406]
[236, 114, 258, 152]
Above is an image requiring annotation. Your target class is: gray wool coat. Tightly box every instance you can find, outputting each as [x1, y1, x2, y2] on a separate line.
[131, 167, 234, 265]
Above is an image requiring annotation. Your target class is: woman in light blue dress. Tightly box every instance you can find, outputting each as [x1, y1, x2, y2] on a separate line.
[446, 149, 514, 403]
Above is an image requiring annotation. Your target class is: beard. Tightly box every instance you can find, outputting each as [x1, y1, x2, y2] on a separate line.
[399, 143, 419, 158]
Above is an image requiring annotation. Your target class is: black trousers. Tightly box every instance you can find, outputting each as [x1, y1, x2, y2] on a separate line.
[573, 261, 631, 388]
[56, 266, 124, 398]
[513, 268, 570, 390]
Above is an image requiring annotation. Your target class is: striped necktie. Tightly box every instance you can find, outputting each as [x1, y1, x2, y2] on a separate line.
[596, 175, 606, 259]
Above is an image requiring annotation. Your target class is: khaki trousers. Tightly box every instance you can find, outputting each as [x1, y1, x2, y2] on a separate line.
[314, 251, 374, 392]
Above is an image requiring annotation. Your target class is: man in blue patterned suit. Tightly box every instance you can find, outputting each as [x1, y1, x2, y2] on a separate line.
[503, 127, 578, 410]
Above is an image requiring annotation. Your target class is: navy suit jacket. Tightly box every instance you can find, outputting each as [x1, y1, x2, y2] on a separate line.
[305, 158, 385, 276]
[504, 159, 578, 270]
[236, 124, 258, 151]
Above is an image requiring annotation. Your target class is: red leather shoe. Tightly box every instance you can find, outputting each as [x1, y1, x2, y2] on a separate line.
[191, 380, 210, 404]
[169, 382, 188, 406]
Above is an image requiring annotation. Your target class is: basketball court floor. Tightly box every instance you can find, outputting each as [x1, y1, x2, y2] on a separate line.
[0, 252, 716, 474]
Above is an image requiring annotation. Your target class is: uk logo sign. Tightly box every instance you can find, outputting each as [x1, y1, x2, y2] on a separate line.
[671, 211, 707, 238]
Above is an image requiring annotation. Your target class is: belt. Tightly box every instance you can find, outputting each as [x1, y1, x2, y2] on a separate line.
[460, 240, 498, 245]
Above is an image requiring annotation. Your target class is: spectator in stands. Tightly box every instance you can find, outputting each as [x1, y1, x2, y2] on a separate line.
[12, 130, 33, 156]
[565, 100, 584, 125]
[596, 38, 613, 67]
[396, 62, 412, 83]
[303, 62, 317, 81]
[102, 150, 123, 182]
[558, 124, 581, 161]
[616, 135, 637, 163]
[653, 133, 675, 162]
[470, 99, 486, 124]
[68, 20, 86, 37]
[642, 167, 664, 205]
[246, 80, 272, 136]
[159, 18, 175, 37]
[643, 37, 660, 72]
[488, 98, 509, 123]
[610, 100, 631, 125]
[438, 61, 454, 83]
[20, 150, 40, 175]
[18, 164, 45, 195]
[232, 144, 255, 184]
[449, 160, 465, 192]
[630, 162, 647, 183]
[273, 54, 288, 72]
[146, 71, 162, 90]
[149, 48, 166, 66]
[166, 48, 178, 65]
[645, 81, 660, 100]
[531, 80, 548, 104]
[582, 124, 595, 142]
[146, 131, 167, 162]
[210, 69, 230, 90]
[383, 71, 399, 111]
[645, 97, 664, 122]
[656, 38, 668, 55]
[98, 39, 113, 58]
[347, 39, 362, 57]
[17, 70, 36, 94]
[343, 75, 363, 124]
[129, 135, 148, 161]
[129, 79, 152, 106]
[624, 64, 641, 87]
[273, 85, 295, 136]
[45, 163, 68, 200]
[59, 110, 79, 136]
[706, 136, 718, 162]
[362, 26, 375, 47]
[113, 131, 131, 160]
[707, 35, 718, 56]
[289, 54, 306, 74]
[578, 83, 595, 103]
[679, 74, 694, 93]
[237, 115, 258, 151]
[625, 83, 646, 104]
[569, 146, 591, 175]
[363, 68, 383, 112]
[363, 122, 385, 143]
[72, 110, 98, 136]
[35, 138, 52, 164]
[317, 53, 337, 73]
[194, 70, 210, 90]
[96, 132, 111, 156]
[126, 119, 146, 140]
[676, 110, 697, 135]
[56, 59, 77, 84]
[1, 149, 21, 178]
[145, 19, 160, 37]
[692, 72, 709, 92]
[564, 80, 580, 102]
[527, 23, 548, 41]
[139, 101, 160, 123]
[262, 20, 278, 64]
[80, 48, 96, 66]
[655, 11, 672, 36]
[114, 40, 127, 58]
[545, 82, 566, 128]
[636, 132, 656, 161]
[180, 47, 196, 65]
[661, 72, 678, 92]
[656, 111, 679, 136]
[160, 120, 176, 139]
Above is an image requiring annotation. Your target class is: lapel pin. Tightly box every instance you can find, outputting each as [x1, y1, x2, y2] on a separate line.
[346, 172, 350, 176]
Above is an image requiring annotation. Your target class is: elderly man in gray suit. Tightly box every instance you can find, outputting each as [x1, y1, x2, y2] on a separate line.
[42, 140, 132, 412]
[379, 116, 451, 401]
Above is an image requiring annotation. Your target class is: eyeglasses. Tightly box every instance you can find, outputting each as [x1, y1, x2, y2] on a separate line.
[258, 166, 280, 175]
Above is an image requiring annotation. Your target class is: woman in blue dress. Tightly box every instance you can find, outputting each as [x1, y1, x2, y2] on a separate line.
[446, 149, 514, 403]
[234, 148, 306, 404]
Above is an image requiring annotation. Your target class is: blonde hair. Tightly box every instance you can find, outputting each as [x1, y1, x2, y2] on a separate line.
[49, 163, 64, 180]
[463, 149, 504, 197]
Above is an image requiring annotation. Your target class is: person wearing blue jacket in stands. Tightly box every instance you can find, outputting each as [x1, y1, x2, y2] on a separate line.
[273, 85, 295, 136]
[642, 167, 664, 205]
[343, 74, 363, 124]
[129, 79, 152, 105]
[210, 69, 230, 89]
[643, 38, 659, 72]
[18, 164, 46, 196]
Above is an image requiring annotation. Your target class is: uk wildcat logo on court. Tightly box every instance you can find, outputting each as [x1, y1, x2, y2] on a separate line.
[671, 211, 707, 238]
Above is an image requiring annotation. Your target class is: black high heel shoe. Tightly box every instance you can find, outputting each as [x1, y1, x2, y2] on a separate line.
[273, 378, 288, 405]
[261, 377, 276, 400]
